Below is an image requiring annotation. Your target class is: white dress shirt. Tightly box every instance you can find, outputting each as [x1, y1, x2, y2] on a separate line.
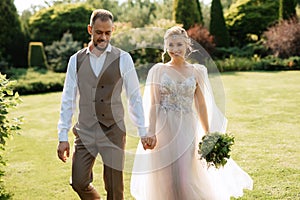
[57, 44, 147, 141]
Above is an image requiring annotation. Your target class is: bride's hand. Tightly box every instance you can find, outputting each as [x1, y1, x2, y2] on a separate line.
[141, 135, 157, 150]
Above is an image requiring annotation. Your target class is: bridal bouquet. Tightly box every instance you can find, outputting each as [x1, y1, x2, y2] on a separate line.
[198, 132, 234, 169]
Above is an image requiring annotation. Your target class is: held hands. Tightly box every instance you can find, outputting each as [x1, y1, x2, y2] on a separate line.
[141, 135, 157, 150]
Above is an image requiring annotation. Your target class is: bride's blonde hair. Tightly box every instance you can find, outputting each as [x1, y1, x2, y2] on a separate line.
[162, 26, 192, 62]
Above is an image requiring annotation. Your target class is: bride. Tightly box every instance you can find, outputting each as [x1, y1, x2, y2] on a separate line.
[130, 26, 253, 200]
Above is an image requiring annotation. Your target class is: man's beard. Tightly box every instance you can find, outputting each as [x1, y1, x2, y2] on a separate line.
[94, 40, 108, 51]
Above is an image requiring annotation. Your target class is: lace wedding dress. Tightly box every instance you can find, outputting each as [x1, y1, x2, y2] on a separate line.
[130, 64, 253, 200]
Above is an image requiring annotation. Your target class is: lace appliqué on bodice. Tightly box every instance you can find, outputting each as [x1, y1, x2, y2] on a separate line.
[159, 73, 196, 113]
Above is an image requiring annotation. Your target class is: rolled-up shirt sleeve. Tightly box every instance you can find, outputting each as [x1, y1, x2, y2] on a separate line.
[120, 52, 147, 137]
[57, 54, 78, 141]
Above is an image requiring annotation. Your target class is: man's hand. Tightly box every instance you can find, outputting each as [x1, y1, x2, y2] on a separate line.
[141, 135, 157, 150]
[57, 141, 70, 162]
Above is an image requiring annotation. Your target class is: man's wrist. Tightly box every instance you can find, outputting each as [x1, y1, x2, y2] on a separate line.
[58, 130, 69, 141]
[138, 127, 147, 137]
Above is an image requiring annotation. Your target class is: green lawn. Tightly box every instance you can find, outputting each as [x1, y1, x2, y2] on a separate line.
[3, 71, 300, 200]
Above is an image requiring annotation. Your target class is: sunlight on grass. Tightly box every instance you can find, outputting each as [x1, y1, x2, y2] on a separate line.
[2, 71, 300, 199]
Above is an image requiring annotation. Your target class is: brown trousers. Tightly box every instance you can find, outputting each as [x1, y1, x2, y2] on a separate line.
[71, 122, 126, 200]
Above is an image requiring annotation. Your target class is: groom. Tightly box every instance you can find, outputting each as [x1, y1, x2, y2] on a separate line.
[57, 9, 156, 200]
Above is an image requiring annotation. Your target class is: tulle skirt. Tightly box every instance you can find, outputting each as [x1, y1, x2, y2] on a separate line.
[130, 109, 253, 200]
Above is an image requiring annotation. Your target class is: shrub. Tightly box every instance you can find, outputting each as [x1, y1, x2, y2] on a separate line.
[0, 73, 22, 198]
[255, 55, 300, 70]
[263, 18, 300, 58]
[213, 42, 269, 59]
[45, 32, 81, 72]
[215, 56, 255, 72]
[214, 55, 300, 72]
[5, 68, 65, 95]
[111, 27, 165, 81]
[28, 42, 48, 69]
[0, 49, 9, 71]
[131, 48, 162, 81]
[187, 24, 215, 55]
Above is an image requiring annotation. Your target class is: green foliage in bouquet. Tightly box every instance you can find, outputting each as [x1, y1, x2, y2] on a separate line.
[198, 132, 234, 169]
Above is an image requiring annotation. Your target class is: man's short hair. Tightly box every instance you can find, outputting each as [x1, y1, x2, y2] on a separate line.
[90, 9, 114, 26]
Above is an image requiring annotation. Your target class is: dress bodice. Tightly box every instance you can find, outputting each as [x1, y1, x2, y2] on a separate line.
[159, 73, 196, 113]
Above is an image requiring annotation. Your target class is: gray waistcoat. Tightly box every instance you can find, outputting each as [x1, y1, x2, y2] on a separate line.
[76, 46, 124, 128]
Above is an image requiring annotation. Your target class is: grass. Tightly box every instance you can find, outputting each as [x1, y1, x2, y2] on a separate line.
[2, 71, 300, 200]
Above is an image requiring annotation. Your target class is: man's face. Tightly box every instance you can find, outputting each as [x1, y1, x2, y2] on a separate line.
[88, 18, 114, 50]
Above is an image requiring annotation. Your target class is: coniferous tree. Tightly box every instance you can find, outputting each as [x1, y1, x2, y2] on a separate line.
[173, 0, 203, 29]
[210, 0, 230, 47]
[0, 0, 26, 67]
[195, 0, 204, 24]
[279, 0, 297, 20]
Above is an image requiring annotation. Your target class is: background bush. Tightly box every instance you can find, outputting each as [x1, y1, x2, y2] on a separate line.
[45, 32, 81, 72]
[0, 73, 22, 198]
[214, 55, 300, 72]
[187, 24, 216, 55]
[5, 68, 65, 95]
[111, 27, 166, 81]
[213, 42, 269, 59]
[263, 18, 300, 58]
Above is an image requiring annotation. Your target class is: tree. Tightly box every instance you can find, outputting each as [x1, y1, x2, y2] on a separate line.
[151, 0, 173, 22]
[225, 0, 279, 47]
[0, 0, 26, 68]
[86, 0, 120, 21]
[279, 0, 297, 20]
[117, 0, 157, 28]
[173, 0, 203, 29]
[28, 3, 94, 46]
[210, 0, 230, 47]
[196, 0, 204, 24]
[221, 0, 238, 9]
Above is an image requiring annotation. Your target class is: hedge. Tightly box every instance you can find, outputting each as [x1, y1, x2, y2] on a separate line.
[4, 55, 300, 95]
[4, 68, 65, 95]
